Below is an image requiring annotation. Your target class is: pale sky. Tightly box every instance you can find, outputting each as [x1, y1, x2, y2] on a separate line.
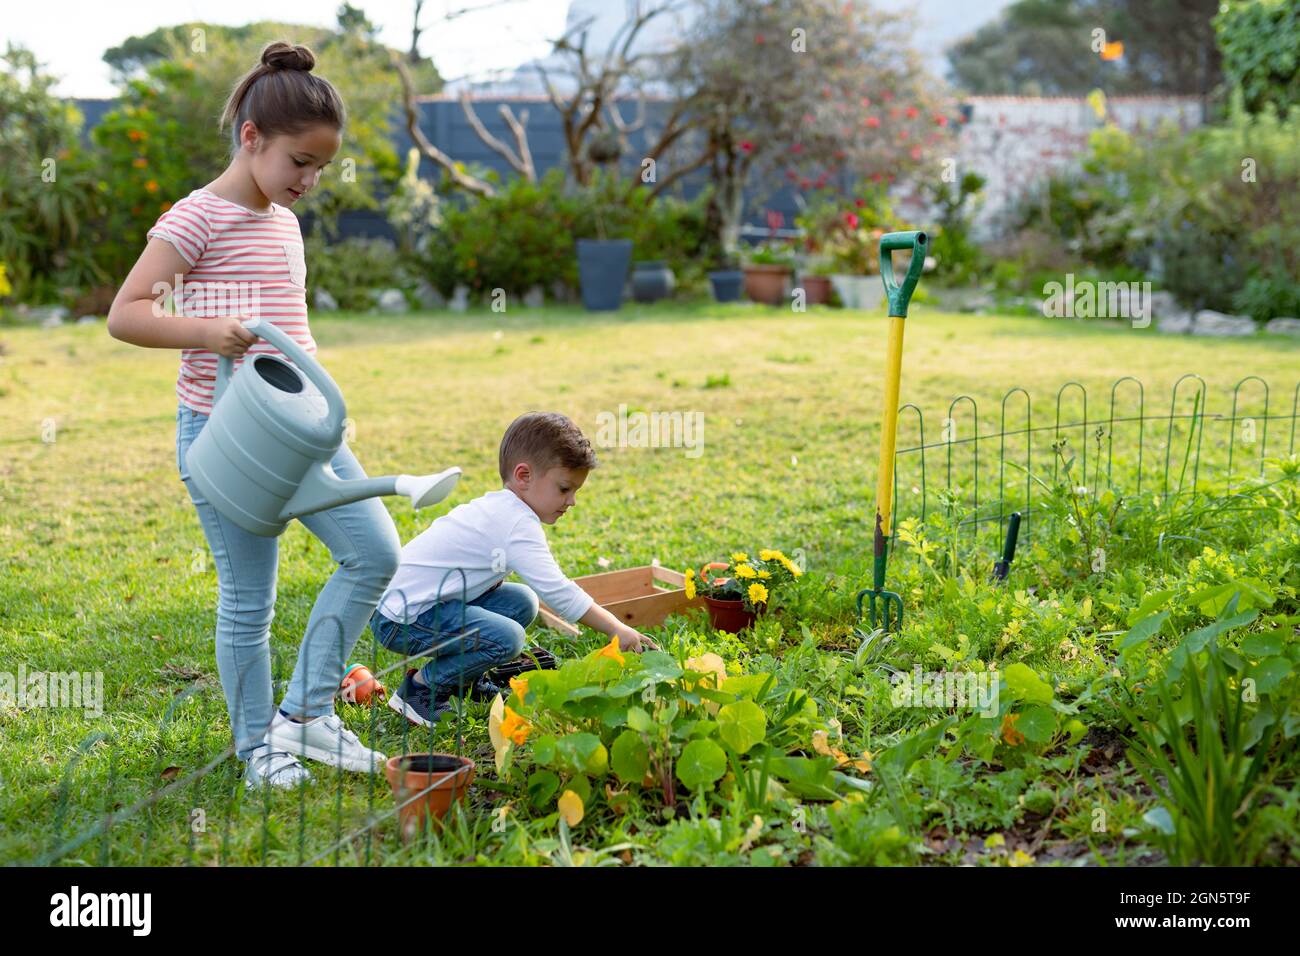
[0, 0, 573, 98]
[0, 0, 1008, 99]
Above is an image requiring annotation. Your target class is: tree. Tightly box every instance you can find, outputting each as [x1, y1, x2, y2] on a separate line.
[100, 16, 426, 238]
[1216, 0, 1300, 117]
[947, 0, 1222, 97]
[391, 0, 691, 197]
[662, 0, 951, 259]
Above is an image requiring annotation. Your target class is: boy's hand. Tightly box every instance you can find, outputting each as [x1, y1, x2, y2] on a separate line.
[203, 317, 257, 358]
[618, 627, 659, 653]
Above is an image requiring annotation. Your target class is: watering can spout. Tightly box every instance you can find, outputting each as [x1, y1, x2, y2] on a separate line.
[279, 463, 462, 523]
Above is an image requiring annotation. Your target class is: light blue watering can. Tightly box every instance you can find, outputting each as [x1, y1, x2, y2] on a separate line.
[184, 317, 461, 537]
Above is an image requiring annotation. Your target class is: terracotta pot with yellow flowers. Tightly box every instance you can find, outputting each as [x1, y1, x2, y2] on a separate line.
[685, 549, 802, 634]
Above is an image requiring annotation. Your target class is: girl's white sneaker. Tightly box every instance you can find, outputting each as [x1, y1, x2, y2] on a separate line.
[243, 747, 313, 790]
[264, 711, 387, 773]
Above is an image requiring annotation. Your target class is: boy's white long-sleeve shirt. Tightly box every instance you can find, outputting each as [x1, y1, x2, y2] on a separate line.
[376, 488, 594, 626]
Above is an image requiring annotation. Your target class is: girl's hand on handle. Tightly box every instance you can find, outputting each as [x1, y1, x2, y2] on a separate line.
[203, 317, 258, 358]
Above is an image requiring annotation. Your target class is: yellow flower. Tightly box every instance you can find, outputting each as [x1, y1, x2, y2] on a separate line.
[730, 552, 749, 564]
[499, 705, 531, 745]
[759, 549, 784, 561]
[778, 555, 803, 577]
[684, 574, 696, 600]
[595, 634, 625, 665]
[734, 563, 757, 579]
[748, 582, 769, 605]
[508, 675, 529, 702]
[757, 570, 771, 579]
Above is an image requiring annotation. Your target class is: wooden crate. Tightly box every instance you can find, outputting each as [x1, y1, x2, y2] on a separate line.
[538, 565, 704, 637]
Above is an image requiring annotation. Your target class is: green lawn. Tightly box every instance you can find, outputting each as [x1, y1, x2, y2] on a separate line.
[2, 298, 1298, 865]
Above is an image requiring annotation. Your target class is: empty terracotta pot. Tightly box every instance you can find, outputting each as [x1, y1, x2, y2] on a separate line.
[385, 753, 475, 842]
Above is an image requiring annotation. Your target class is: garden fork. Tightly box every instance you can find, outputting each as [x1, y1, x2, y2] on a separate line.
[856, 230, 928, 633]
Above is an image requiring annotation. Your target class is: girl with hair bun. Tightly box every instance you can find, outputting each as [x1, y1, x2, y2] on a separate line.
[107, 41, 397, 790]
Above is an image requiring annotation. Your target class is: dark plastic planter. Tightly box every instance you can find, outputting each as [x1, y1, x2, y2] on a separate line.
[708, 269, 745, 303]
[576, 239, 633, 311]
[631, 260, 676, 303]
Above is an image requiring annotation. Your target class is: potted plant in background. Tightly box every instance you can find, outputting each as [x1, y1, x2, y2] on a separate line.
[686, 549, 802, 633]
[797, 254, 834, 306]
[708, 252, 745, 302]
[827, 224, 886, 311]
[797, 183, 893, 311]
[742, 241, 796, 305]
[575, 149, 634, 312]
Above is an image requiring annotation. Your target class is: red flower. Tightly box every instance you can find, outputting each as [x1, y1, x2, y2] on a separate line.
[910, 145, 922, 160]
[905, 106, 919, 119]
[799, 178, 811, 189]
[860, 96, 871, 107]
[865, 116, 880, 128]
[899, 129, 909, 140]
[790, 143, 803, 154]
[740, 140, 754, 153]
[854, 198, 865, 208]
[882, 90, 894, 101]
[785, 169, 798, 180]
[766, 210, 785, 230]
[815, 173, 828, 187]
[934, 114, 948, 126]
[755, 33, 765, 44]
[843, 212, 860, 229]
[870, 172, 884, 182]
[834, 149, 846, 160]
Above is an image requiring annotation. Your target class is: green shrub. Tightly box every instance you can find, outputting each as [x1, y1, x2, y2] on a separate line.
[305, 235, 410, 311]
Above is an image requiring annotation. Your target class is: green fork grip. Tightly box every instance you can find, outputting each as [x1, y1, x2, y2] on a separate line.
[879, 230, 928, 318]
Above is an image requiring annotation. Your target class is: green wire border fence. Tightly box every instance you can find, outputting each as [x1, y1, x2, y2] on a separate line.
[13, 373, 1300, 866]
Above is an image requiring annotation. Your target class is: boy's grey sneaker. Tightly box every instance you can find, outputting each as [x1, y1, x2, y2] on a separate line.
[389, 669, 454, 728]
[243, 747, 313, 791]
[264, 711, 387, 773]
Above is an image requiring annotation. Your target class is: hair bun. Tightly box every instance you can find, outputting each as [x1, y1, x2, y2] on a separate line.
[261, 41, 315, 73]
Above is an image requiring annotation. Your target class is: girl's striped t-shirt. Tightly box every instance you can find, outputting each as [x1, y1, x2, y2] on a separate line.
[147, 187, 316, 414]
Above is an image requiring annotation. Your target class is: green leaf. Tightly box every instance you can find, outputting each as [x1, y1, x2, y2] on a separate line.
[1249, 657, 1291, 695]
[1118, 611, 1169, 653]
[1126, 589, 1175, 627]
[610, 729, 649, 785]
[1015, 705, 1057, 744]
[637, 651, 684, 683]
[1003, 662, 1053, 704]
[675, 738, 727, 790]
[717, 699, 767, 754]
[526, 769, 559, 808]
[532, 734, 557, 767]
[626, 705, 653, 733]
[556, 733, 607, 777]
[720, 674, 771, 700]
[765, 754, 839, 800]
[1242, 632, 1284, 657]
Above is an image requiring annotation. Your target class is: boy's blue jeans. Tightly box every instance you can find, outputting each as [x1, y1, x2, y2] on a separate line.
[176, 403, 401, 760]
[369, 583, 539, 692]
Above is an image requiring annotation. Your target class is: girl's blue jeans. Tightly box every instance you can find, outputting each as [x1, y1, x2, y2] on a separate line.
[176, 403, 401, 760]
[369, 583, 538, 692]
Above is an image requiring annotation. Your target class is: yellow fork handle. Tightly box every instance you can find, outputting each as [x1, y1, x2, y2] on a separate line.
[874, 313, 906, 548]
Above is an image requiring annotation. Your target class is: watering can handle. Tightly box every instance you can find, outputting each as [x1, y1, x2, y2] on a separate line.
[213, 318, 347, 429]
[878, 230, 928, 318]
